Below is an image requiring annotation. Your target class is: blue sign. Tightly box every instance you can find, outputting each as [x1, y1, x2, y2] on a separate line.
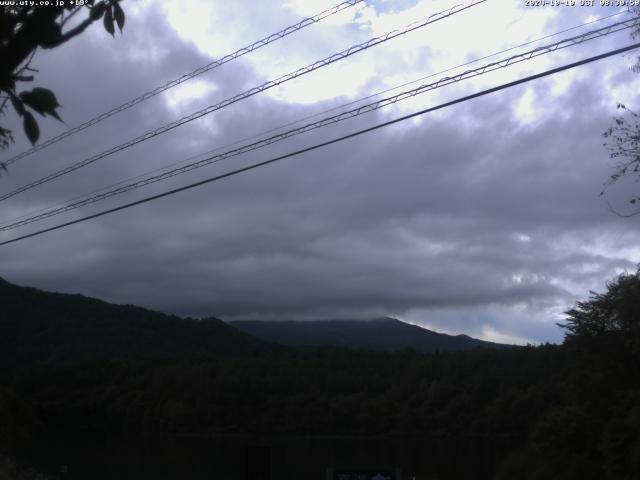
[332, 469, 396, 480]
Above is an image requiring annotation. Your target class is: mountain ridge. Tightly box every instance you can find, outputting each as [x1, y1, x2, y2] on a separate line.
[0, 277, 270, 363]
[0, 276, 512, 363]
[228, 317, 513, 352]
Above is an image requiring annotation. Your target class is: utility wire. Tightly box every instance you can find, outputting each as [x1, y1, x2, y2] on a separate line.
[0, 0, 486, 204]
[2, 41, 639, 247]
[1, 16, 635, 232]
[1, 0, 365, 167]
[3, 9, 626, 228]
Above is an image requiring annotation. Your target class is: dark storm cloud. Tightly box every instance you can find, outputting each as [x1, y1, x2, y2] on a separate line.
[1, 2, 639, 343]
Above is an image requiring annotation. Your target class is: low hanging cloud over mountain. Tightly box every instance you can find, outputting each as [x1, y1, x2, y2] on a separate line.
[1, 0, 639, 344]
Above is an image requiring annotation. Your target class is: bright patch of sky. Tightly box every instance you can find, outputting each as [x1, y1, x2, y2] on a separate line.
[165, 80, 219, 114]
[150, 0, 636, 124]
[403, 303, 565, 345]
[480, 325, 532, 346]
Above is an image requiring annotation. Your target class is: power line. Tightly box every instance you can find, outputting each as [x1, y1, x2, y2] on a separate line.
[2, 41, 638, 247]
[1, 0, 365, 167]
[0, 0, 486, 203]
[3, 10, 626, 229]
[2, 15, 634, 230]
[2, 15, 636, 232]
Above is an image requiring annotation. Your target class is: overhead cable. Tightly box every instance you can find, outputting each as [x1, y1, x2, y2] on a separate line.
[1, 15, 636, 232]
[1, 0, 366, 167]
[2, 41, 639, 247]
[0, 0, 487, 203]
[3, 10, 627, 228]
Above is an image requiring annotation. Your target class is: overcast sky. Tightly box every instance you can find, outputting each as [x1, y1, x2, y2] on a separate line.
[2, 0, 640, 344]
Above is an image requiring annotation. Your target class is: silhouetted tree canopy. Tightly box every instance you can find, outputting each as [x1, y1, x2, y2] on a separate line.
[0, 0, 125, 160]
[601, 7, 640, 213]
[563, 267, 640, 342]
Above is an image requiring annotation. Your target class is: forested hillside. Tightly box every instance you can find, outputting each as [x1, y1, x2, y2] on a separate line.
[229, 317, 511, 352]
[0, 277, 269, 363]
[1, 271, 639, 479]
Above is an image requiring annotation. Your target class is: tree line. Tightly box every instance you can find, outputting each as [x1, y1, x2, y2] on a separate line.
[1, 269, 639, 479]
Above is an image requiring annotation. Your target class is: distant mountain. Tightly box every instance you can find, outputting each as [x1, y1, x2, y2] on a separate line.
[0, 276, 510, 366]
[228, 317, 513, 352]
[0, 277, 269, 364]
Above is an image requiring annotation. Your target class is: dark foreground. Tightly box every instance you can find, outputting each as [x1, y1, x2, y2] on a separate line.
[18, 431, 518, 480]
[1, 271, 640, 479]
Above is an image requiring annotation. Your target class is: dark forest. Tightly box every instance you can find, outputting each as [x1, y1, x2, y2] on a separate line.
[1, 271, 639, 479]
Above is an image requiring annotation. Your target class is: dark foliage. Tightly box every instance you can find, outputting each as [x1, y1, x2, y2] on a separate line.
[496, 268, 640, 479]
[601, 10, 640, 213]
[0, 272, 639, 478]
[0, 0, 125, 157]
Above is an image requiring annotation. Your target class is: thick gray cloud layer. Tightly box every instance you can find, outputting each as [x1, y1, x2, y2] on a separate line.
[1, 1, 639, 344]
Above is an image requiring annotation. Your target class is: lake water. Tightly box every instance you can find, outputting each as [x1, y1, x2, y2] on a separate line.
[22, 431, 517, 480]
